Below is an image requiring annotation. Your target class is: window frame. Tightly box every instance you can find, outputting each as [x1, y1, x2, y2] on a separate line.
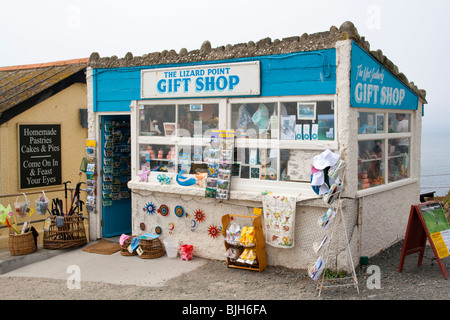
[132, 94, 338, 193]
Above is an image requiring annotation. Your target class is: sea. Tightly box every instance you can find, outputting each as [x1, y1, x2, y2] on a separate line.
[420, 131, 450, 197]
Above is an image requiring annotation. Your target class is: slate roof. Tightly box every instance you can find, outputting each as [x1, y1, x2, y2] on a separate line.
[88, 21, 426, 101]
[0, 58, 88, 125]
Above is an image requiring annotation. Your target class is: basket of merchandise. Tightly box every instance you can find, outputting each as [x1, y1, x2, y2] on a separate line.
[43, 215, 87, 250]
[9, 228, 38, 256]
[119, 234, 137, 256]
[138, 237, 165, 259]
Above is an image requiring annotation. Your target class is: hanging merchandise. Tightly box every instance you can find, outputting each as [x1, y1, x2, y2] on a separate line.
[144, 202, 156, 215]
[193, 209, 206, 223]
[174, 205, 185, 218]
[140, 222, 146, 231]
[207, 224, 220, 239]
[155, 226, 162, 234]
[85, 140, 97, 214]
[310, 149, 341, 195]
[262, 193, 296, 248]
[191, 220, 197, 232]
[35, 191, 50, 215]
[157, 204, 169, 216]
[14, 193, 30, 218]
[205, 130, 235, 200]
[168, 223, 175, 234]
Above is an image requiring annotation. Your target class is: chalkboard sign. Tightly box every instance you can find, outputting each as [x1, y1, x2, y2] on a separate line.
[399, 201, 450, 279]
[19, 124, 62, 189]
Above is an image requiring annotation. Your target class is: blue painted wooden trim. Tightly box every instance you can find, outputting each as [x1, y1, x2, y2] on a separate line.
[93, 49, 337, 112]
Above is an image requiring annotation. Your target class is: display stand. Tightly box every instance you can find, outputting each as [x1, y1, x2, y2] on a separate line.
[222, 214, 267, 272]
[311, 165, 360, 296]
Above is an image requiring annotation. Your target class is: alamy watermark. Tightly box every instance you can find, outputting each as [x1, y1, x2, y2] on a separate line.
[366, 265, 381, 289]
[367, 5, 382, 30]
[66, 265, 81, 290]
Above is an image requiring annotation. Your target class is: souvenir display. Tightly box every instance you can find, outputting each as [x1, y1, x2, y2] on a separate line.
[144, 202, 156, 215]
[85, 140, 97, 213]
[157, 204, 169, 216]
[221, 214, 267, 272]
[262, 193, 296, 248]
[155, 226, 162, 234]
[193, 209, 206, 223]
[140, 222, 146, 231]
[174, 205, 185, 218]
[157, 174, 172, 185]
[102, 120, 131, 205]
[205, 130, 234, 200]
[207, 224, 220, 238]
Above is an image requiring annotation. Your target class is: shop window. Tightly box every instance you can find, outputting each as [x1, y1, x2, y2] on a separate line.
[358, 140, 385, 189]
[135, 98, 336, 189]
[358, 112, 385, 134]
[388, 138, 410, 182]
[280, 101, 335, 141]
[139, 105, 176, 136]
[139, 144, 176, 173]
[357, 111, 412, 191]
[178, 104, 219, 137]
[231, 103, 277, 139]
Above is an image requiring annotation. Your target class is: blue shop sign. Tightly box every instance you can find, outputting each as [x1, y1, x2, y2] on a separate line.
[350, 42, 418, 110]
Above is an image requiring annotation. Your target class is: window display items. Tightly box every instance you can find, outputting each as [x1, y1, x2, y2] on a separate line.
[176, 170, 197, 186]
[297, 102, 316, 120]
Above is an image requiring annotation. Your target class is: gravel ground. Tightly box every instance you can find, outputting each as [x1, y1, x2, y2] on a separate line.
[1, 240, 449, 302]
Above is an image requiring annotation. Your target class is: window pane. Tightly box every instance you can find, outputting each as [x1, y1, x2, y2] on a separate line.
[178, 104, 219, 138]
[280, 101, 334, 140]
[280, 149, 323, 182]
[139, 144, 176, 172]
[358, 140, 385, 189]
[388, 138, 410, 182]
[139, 105, 176, 136]
[388, 113, 410, 133]
[178, 144, 208, 174]
[358, 112, 385, 134]
[230, 103, 277, 139]
[234, 147, 277, 180]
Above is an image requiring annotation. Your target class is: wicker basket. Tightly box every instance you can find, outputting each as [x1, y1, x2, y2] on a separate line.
[120, 236, 137, 256]
[9, 230, 36, 256]
[138, 237, 165, 259]
[43, 215, 87, 250]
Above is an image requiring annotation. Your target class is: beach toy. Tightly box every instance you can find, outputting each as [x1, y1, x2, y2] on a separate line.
[14, 193, 30, 218]
[119, 234, 130, 246]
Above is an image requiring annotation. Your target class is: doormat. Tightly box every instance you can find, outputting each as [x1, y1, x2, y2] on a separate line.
[82, 240, 121, 255]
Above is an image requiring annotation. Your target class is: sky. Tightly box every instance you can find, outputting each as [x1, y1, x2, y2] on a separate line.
[1, 0, 449, 135]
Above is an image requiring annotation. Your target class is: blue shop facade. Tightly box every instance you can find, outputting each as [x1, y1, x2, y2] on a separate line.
[86, 34, 425, 270]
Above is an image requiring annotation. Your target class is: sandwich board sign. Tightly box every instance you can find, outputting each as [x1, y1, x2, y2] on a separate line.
[398, 202, 450, 279]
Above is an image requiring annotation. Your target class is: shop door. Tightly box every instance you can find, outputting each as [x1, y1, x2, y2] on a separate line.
[101, 115, 132, 237]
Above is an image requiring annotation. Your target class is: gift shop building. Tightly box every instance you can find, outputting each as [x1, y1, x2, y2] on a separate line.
[86, 22, 426, 271]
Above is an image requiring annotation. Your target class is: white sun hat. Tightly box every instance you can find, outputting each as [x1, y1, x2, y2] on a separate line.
[313, 149, 340, 170]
